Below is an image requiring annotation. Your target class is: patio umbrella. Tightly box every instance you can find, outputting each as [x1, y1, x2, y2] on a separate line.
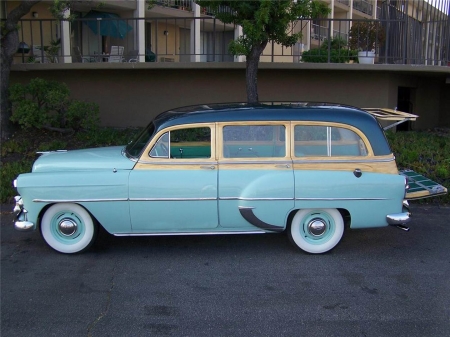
[83, 11, 132, 39]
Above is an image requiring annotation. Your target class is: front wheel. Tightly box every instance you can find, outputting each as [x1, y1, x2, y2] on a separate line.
[41, 203, 97, 254]
[288, 208, 344, 254]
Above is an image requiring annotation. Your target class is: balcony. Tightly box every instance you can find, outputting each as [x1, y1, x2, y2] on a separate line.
[10, 17, 449, 66]
[353, 0, 373, 16]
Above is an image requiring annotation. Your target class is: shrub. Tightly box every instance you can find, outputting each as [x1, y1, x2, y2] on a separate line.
[302, 48, 358, 63]
[9, 78, 100, 132]
[348, 20, 386, 51]
[301, 36, 358, 63]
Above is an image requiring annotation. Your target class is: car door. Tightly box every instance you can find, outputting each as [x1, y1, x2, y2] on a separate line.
[218, 122, 294, 232]
[128, 123, 218, 232]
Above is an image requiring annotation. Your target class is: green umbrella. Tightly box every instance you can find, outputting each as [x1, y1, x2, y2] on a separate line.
[83, 11, 132, 39]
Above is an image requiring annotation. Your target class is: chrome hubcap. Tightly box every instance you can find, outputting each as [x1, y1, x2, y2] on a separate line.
[58, 219, 78, 236]
[307, 219, 327, 236]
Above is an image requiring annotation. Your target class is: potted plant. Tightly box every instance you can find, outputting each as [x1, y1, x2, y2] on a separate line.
[44, 39, 61, 63]
[348, 20, 385, 64]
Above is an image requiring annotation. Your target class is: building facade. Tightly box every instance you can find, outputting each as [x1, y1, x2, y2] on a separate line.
[2, 1, 450, 129]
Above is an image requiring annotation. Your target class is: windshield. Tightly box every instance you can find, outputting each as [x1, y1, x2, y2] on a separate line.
[125, 123, 156, 158]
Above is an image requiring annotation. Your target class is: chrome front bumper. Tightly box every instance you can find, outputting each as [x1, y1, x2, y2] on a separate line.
[13, 196, 35, 232]
[386, 200, 411, 226]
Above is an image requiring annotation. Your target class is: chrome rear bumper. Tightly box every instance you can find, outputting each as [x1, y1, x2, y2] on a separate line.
[386, 212, 411, 225]
[386, 200, 411, 226]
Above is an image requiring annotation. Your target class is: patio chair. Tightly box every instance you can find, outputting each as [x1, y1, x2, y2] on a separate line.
[124, 49, 139, 62]
[72, 47, 95, 63]
[107, 46, 125, 63]
[31, 45, 49, 63]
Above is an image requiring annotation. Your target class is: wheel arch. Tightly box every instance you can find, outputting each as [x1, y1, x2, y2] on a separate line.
[37, 202, 103, 230]
[286, 207, 351, 231]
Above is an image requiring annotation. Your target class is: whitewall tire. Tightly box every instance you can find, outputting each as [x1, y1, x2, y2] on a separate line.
[289, 208, 344, 254]
[41, 203, 97, 254]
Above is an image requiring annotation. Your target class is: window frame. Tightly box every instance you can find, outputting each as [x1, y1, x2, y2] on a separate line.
[138, 123, 216, 163]
[291, 122, 374, 159]
[218, 121, 290, 160]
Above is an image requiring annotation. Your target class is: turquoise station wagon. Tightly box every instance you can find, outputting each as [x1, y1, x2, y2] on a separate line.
[13, 103, 447, 254]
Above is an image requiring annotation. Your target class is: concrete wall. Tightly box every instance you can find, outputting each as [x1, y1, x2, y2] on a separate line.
[10, 63, 450, 129]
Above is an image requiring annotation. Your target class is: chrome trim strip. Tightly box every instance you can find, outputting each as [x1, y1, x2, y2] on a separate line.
[35, 197, 219, 202]
[238, 206, 284, 232]
[220, 197, 294, 201]
[327, 126, 332, 156]
[137, 160, 218, 165]
[33, 198, 128, 203]
[293, 158, 395, 164]
[295, 197, 388, 201]
[114, 230, 267, 237]
[130, 197, 217, 201]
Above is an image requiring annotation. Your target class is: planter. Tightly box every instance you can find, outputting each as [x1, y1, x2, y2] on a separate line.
[358, 51, 375, 64]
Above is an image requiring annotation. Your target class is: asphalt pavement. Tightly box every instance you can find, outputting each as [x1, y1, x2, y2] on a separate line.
[1, 202, 450, 337]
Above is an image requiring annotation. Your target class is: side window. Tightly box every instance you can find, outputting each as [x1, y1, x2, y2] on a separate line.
[150, 127, 211, 159]
[149, 132, 169, 158]
[223, 125, 285, 158]
[294, 125, 367, 157]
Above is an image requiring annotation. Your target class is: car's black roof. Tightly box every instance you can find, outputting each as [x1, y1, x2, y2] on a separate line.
[151, 102, 391, 155]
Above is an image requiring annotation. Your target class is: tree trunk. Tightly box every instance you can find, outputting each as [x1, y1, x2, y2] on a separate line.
[1, 1, 41, 140]
[245, 41, 268, 104]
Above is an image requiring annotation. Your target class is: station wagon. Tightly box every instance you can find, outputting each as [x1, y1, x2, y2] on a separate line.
[13, 102, 447, 254]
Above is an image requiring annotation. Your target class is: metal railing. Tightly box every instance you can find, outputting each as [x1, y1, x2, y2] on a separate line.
[353, 0, 374, 16]
[336, 0, 350, 6]
[11, 17, 450, 66]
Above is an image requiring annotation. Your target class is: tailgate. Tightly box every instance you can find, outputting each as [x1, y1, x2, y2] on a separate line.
[363, 108, 418, 130]
[400, 170, 448, 200]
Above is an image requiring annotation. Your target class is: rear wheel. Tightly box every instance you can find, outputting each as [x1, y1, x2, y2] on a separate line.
[41, 203, 97, 254]
[288, 208, 344, 254]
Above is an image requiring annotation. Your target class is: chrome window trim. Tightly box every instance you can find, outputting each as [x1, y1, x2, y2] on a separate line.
[293, 157, 395, 164]
[327, 126, 332, 156]
[219, 160, 292, 165]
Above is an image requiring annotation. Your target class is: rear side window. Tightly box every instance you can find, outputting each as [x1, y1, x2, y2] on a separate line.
[294, 125, 367, 157]
[223, 125, 286, 158]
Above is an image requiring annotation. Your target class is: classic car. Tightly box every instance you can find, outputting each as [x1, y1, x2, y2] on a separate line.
[13, 102, 447, 254]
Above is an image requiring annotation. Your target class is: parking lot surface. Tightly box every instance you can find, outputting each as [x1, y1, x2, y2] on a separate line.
[1, 203, 450, 337]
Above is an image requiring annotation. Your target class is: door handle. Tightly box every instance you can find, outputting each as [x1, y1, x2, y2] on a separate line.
[200, 165, 216, 170]
[275, 164, 291, 169]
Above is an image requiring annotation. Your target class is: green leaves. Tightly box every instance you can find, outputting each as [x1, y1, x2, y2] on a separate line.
[195, 0, 330, 56]
[9, 78, 100, 132]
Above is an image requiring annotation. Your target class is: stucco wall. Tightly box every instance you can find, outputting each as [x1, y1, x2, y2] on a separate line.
[10, 64, 449, 129]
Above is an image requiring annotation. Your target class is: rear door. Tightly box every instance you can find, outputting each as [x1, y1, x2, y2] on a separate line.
[217, 122, 294, 232]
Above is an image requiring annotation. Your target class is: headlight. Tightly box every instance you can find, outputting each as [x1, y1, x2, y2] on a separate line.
[13, 179, 17, 188]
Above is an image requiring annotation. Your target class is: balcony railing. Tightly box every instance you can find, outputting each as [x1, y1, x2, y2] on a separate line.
[353, 0, 373, 16]
[336, 0, 350, 7]
[10, 17, 450, 66]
